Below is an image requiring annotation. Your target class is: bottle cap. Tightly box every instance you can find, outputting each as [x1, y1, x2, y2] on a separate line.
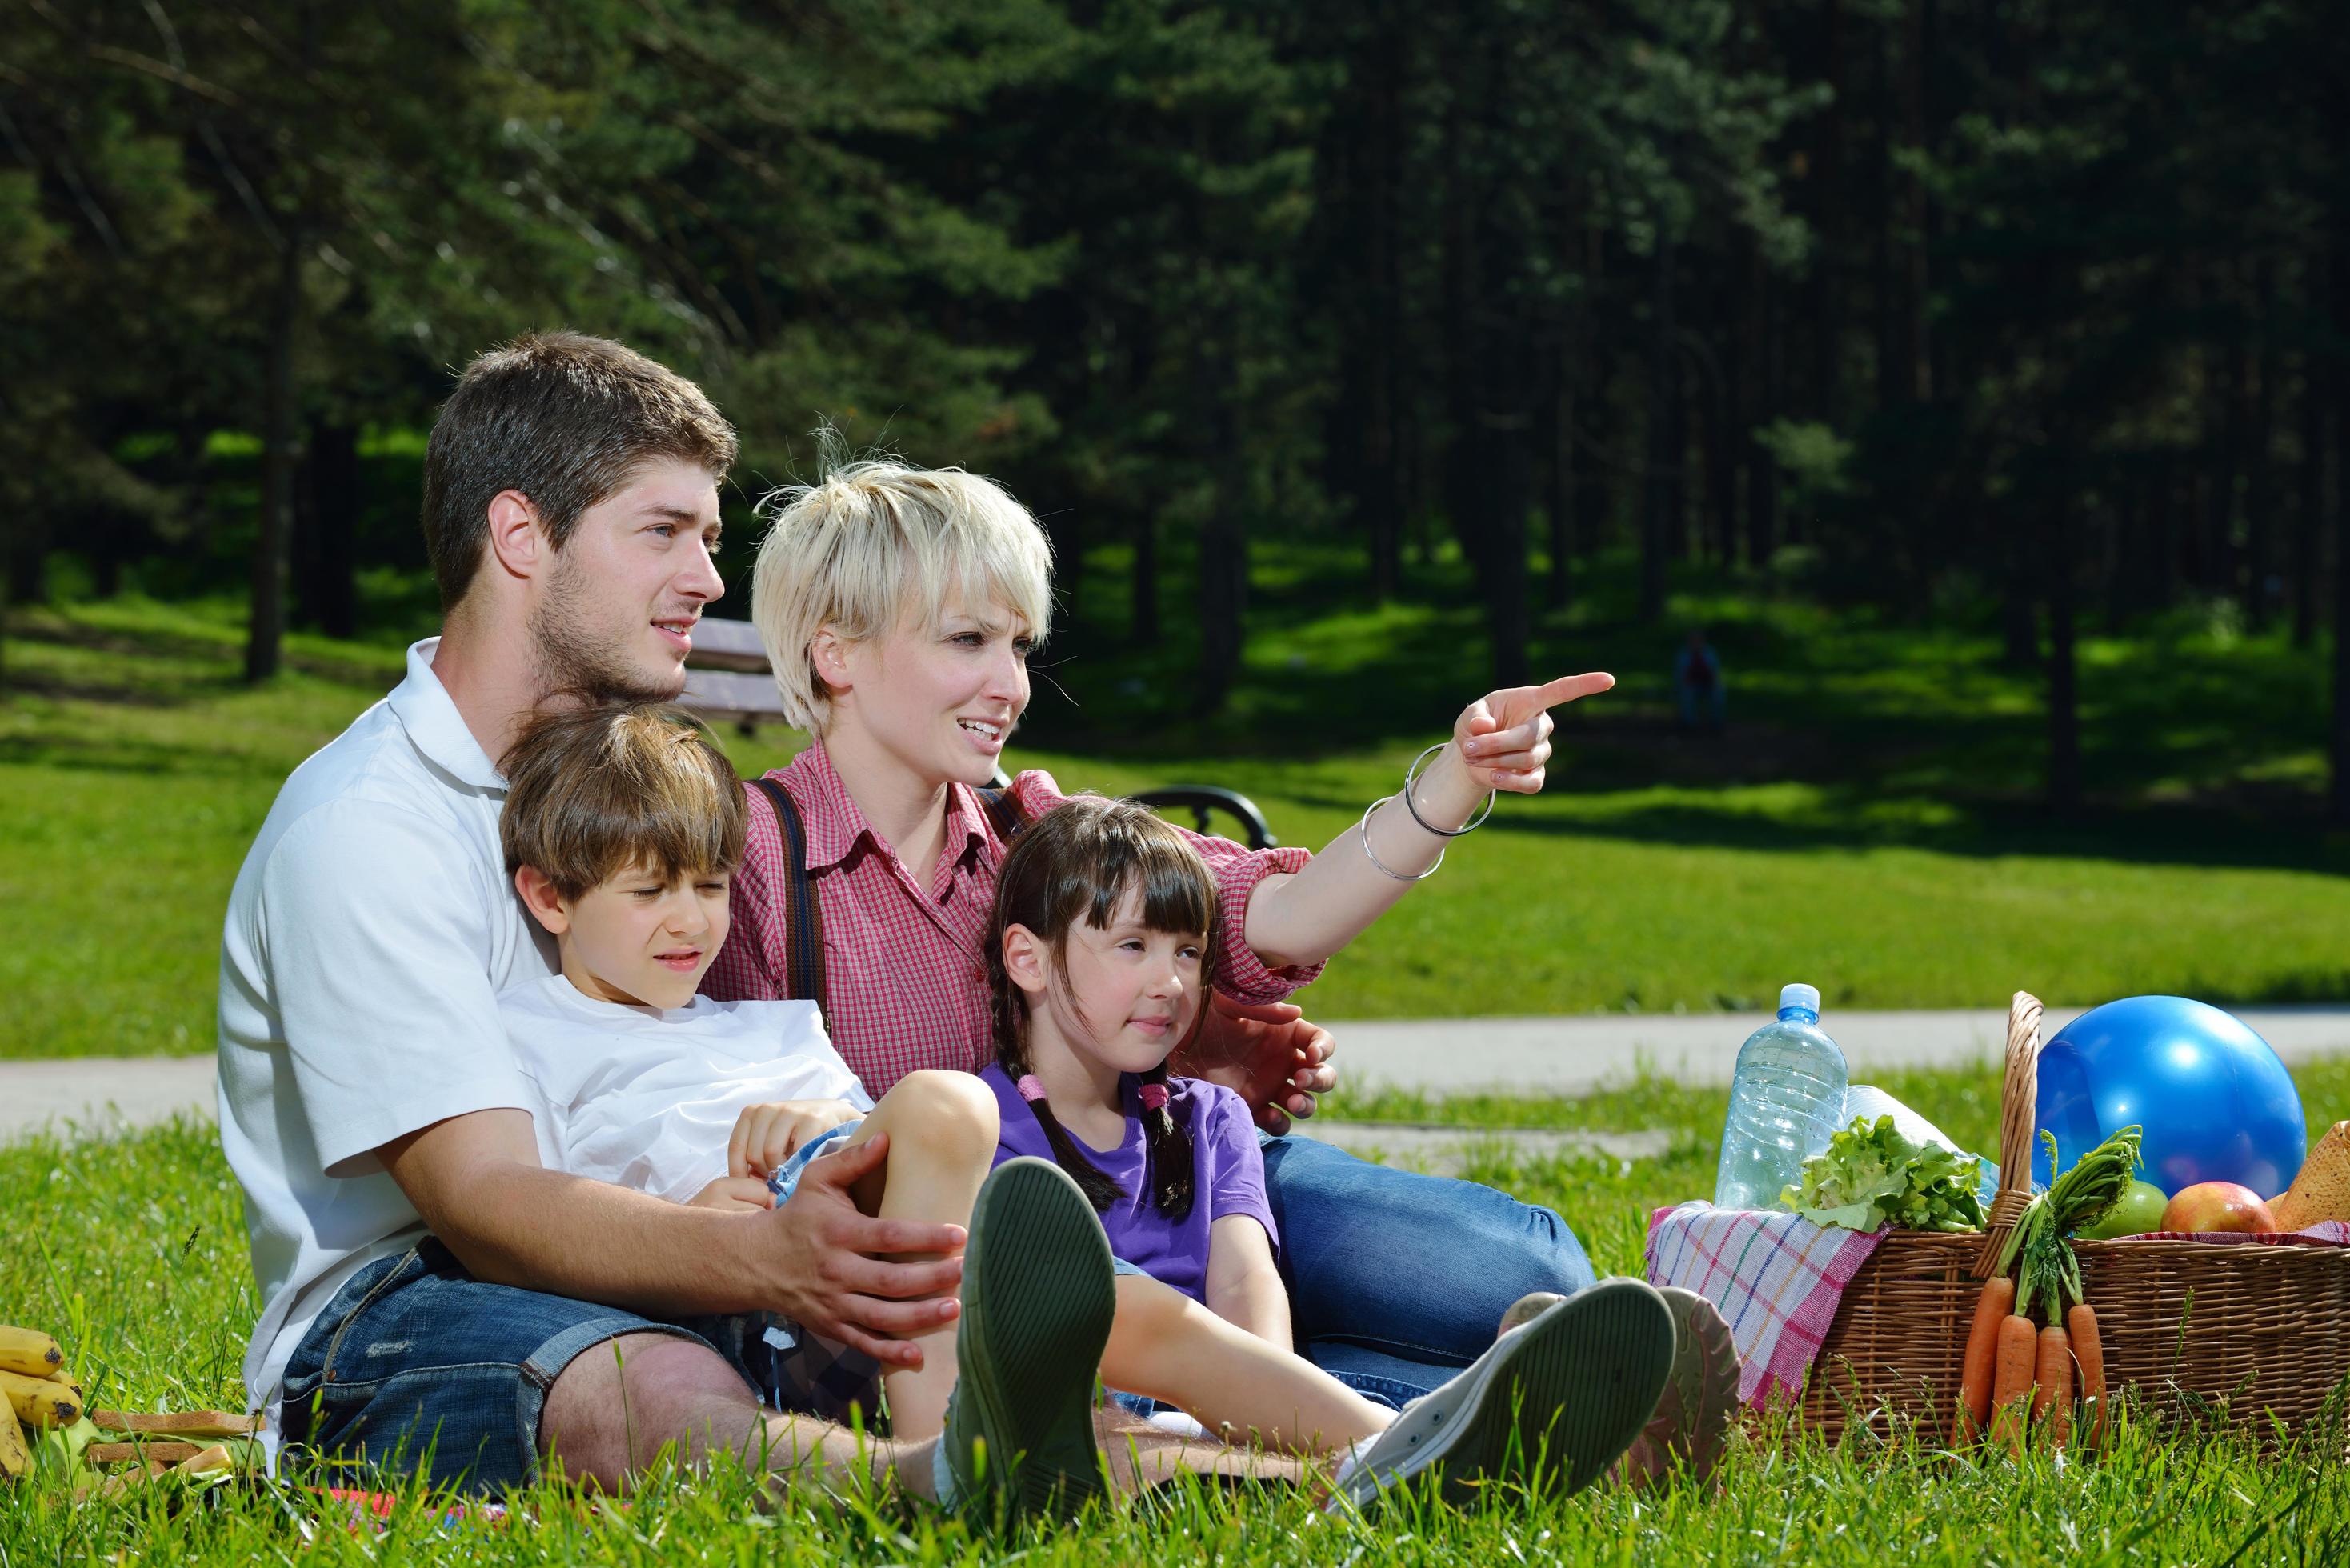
[1779, 982, 1820, 1015]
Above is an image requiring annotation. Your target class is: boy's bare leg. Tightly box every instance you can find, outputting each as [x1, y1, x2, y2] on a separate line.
[835, 1070, 999, 1438]
[538, 1331, 939, 1498]
[1102, 1273, 1391, 1455]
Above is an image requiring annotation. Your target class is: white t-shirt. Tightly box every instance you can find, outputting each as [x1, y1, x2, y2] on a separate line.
[218, 638, 554, 1422]
[501, 976, 873, 1205]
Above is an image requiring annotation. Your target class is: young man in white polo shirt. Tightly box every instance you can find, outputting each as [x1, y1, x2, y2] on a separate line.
[217, 333, 1264, 1505]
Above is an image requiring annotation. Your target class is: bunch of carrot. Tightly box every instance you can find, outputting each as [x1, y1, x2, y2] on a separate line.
[1950, 1126, 2141, 1458]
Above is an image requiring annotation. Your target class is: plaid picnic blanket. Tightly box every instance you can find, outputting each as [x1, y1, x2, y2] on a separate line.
[1643, 1202, 1887, 1407]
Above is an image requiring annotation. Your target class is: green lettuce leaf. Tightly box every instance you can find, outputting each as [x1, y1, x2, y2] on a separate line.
[1778, 1114, 1987, 1233]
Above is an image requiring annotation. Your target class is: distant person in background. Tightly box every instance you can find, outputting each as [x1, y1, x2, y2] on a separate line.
[1674, 630, 1725, 733]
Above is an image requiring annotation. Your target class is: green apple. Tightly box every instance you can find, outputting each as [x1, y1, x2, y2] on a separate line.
[2080, 1178, 2169, 1239]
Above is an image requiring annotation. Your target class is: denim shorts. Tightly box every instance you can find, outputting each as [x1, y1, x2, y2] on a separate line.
[279, 1125, 881, 1496]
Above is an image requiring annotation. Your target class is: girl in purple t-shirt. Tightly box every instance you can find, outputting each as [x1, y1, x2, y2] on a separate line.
[973, 794, 1668, 1494]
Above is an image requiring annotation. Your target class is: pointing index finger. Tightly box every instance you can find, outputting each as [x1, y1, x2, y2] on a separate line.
[1535, 672, 1615, 708]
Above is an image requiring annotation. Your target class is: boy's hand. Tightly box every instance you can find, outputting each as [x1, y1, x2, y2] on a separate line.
[728, 1100, 863, 1179]
[687, 1175, 776, 1211]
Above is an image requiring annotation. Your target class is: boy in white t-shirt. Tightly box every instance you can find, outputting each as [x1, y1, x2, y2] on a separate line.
[497, 702, 998, 1436]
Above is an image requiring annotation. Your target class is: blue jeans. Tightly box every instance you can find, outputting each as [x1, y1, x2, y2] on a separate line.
[280, 1130, 877, 1494]
[1259, 1134, 1595, 1408]
[278, 1239, 799, 1492]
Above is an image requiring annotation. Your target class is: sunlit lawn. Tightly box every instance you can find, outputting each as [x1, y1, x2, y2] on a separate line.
[2, 584, 2344, 1058]
[6, 1062, 2350, 1562]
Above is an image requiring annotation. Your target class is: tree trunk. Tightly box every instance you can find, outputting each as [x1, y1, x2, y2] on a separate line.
[1131, 514, 1159, 647]
[2332, 236, 2350, 827]
[1746, 242, 1780, 565]
[246, 225, 303, 684]
[6, 532, 46, 607]
[2047, 502, 2080, 810]
[1898, 0, 1932, 402]
[1195, 342, 1247, 717]
[2244, 267, 2276, 629]
[1812, 0, 1847, 430]
[1546, 353, 1577, 610]
[1641, 232, 1677, 623]
[2297, 343, 2324, 650]
[296, 419, 360, 639]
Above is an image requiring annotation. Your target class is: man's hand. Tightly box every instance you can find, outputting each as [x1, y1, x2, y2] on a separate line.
[759, 1131, 967, 1368]
[687, 1176, 775, 1212]
[1171, 993, 1338, 1135]
[727, 1099, 863, 1179]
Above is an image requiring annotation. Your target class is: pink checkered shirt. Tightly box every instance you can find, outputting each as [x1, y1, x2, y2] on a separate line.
[701, 742, 1323, 1095]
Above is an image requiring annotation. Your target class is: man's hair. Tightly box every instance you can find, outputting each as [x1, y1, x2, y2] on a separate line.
[750, 458, 1054, 734]
[499, 703, 747, 900]
[422, 332, 739, 612]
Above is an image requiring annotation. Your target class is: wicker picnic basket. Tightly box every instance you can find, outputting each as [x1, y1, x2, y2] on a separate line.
[1798, 991, 2350, 1442]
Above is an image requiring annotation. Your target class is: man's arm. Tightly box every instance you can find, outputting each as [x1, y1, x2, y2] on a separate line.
[378, 1110, 966, 1368]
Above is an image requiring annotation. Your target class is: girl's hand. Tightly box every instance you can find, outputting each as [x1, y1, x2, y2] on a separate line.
[1453, 672, 1615, 795]
[728, 1100, 864, 1180]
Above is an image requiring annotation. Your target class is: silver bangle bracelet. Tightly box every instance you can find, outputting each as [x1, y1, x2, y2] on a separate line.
[1402, 742, 1496, 838]
[1358, 794, 1445, 882]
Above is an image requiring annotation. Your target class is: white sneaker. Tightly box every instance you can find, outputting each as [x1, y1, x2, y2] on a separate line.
[1327, 1278, 1675, 1514]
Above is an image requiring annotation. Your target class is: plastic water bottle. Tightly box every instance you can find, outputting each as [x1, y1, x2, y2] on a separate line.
[1713, 983, 1851, 1210]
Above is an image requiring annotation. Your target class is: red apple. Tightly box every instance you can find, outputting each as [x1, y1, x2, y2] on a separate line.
[2160, 1181, 2277, 1234]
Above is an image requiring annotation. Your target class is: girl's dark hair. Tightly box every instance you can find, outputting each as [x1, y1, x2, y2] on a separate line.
[985, 795, 1219, 1220]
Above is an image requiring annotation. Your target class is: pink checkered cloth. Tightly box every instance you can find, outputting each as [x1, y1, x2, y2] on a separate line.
[1643, 1202, 1888, 1407]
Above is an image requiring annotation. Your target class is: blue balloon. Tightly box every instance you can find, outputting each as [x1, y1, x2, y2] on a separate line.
[2034, 996, 2305, 1197]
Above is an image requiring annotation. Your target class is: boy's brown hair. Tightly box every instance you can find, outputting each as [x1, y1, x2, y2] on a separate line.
[422, 331, 739, 612]
[500, 703, 747, 899]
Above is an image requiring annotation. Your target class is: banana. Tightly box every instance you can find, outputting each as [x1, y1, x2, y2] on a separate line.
[0, 1367, 83, 1428]
[0, 1407, 27, 1481]
[0, 1326, 63, 1379]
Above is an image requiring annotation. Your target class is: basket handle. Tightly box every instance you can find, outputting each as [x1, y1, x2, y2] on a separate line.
[1971, 990, 2044, 1280]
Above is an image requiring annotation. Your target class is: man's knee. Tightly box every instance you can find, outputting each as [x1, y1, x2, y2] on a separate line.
[875, 1070, 999, 1166]
[539, 1330, 762, 1481]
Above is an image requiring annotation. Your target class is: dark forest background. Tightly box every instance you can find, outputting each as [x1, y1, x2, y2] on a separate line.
[3, 0, 2346, 818]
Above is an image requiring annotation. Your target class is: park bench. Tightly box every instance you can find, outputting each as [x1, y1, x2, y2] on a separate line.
[682, 618, 1276, 850]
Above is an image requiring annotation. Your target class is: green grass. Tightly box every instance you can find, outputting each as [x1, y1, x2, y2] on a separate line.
[4, 590, 2348, 1058]
[8, 1062, 2350, 1562]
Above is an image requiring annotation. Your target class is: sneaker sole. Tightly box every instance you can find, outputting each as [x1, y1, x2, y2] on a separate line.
[1394, 1279, 1676, 1507]
[1659, 1287, 1740, 1482]
[955, 1158, 1115, 1518]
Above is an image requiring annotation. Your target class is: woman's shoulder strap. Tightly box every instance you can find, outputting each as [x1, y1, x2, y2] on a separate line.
[749, 776, 825, 1016]
[973, 779, 1029, 843]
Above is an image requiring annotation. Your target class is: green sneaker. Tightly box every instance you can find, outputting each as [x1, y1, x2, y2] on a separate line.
[937, 1158, 1115, 1521]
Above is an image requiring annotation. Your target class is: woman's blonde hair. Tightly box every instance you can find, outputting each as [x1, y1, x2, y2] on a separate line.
[750, 457, 1055, 734]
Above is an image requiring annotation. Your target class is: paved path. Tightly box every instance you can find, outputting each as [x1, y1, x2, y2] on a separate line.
[6, 1006, 2347, 1158]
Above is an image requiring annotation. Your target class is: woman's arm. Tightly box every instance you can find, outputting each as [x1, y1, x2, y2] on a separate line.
[1203, 1215, 1292, 1350]
[1242, 672, 1614, 969]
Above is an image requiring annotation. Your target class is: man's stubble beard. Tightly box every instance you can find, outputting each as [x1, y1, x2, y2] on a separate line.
[529, 552, 683, 706]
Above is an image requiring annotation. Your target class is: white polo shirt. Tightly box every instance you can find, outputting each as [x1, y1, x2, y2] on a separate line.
[217, 638, 555, 1421]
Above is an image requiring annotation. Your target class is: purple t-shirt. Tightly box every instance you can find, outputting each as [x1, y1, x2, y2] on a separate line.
[979, 1063, 1278, 1305]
